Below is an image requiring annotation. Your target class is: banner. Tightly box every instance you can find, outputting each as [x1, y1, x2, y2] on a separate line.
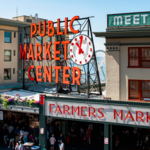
[108, 12, 150, 27]
[45, 101, 150, 127]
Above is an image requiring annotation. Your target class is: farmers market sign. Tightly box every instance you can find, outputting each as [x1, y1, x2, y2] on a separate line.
[107, 11, 150, 27]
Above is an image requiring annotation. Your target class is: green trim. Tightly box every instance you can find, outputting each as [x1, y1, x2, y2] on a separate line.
[45, 96, 150, 108]
[107, 50, 120, 51]
[110, 125, 112, 150]
[0, 82, 55, 89]
[107, 11, 150, 16]
[105, 42, 150, 46]
[104, 123, 109, 150]
[0, 85, 22, 89]
[93, 31, 150, 38]
[105, 43, 120, 46]
[47, 116, 150, 129]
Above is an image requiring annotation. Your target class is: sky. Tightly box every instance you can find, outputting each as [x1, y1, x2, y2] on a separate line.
[1, 0, 150, 57]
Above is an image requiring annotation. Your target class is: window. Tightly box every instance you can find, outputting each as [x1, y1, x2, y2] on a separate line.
[14, 32, 16, 38]
[26, 19, 32, 23]
[37, 36, 42, 60]
[48, 37, 51, 43]
[13, 50, 15, 56]
[129, 80, 150, 100]
[19, 33, 22, 43]
[37, 36, 42, 44]
[13, 68, 15, 74]
[4, 68, 11, 80]
[4, 50, 11, 61]
[142, 81, 150, 99]
[128, 47, 150, 68]
[4, 32, 11, 43]
[129, 80, 139, 99]
[57, 35, 65, 41]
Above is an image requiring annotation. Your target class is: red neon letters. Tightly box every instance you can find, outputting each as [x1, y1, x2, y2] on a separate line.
[21, 16, 82, 85]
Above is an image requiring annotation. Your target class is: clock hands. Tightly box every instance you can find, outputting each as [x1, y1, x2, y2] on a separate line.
[76, 36, 84, 54]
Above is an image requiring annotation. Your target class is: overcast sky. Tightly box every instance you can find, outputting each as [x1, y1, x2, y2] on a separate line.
[1, 0, 150, 57]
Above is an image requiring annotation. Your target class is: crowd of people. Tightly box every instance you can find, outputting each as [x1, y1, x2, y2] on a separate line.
[46, 122, 104, 150]
[2, 115, 104, 150]
[114, 127, 150, 150]
[3, 121, 39, 149]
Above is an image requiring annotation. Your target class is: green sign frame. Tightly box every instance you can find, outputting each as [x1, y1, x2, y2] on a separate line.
[107, 11, 150, 28]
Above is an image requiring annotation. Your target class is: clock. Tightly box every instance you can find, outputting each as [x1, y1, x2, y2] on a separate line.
[70, 35, 94, 65]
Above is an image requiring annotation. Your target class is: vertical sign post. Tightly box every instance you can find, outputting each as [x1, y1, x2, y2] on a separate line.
[39, 94, 47, 150]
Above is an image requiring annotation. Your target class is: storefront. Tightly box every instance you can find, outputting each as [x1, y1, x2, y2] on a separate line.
[1, 13, 150, 150]
[39, 95, 150, 150]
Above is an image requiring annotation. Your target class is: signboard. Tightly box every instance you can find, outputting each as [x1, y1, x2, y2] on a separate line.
[104, 138, 109, 144]
[19, 16, 82, 86]
[45, 101, 150, 127]
[40, 95, 45, 105]
[0, 111, 3, 120]
[40, 128, 44, 134]
[108, 11, 150, 28]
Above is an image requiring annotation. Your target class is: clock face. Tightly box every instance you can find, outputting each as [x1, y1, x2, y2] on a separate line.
[70, 35, 94, 65]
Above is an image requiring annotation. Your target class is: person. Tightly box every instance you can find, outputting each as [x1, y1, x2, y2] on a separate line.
[15, 126, 19, 143]
[15, 143, 19, 150]
[115, 133, 120, 147]
[34, 126, 39, 144]
[88, 124, 93, 131]
[49, 123, 53, 135]
[70, 126, 76, 149]
[8, 130, 15, 149]
[49, 134, 56, 150]
[23, 130, 29, 143]
[133, 127, 138, 145]
[29, 126, 33, 135]
[58, 121, 62, 133]
[8, 123, 14, 134]
[20, 128, 24, 136]
[80, 127, 84, 143]
[3, 124, 8, 145]
[19, 133, 24, 144]
[83, 135, 87, 145]
[29, 133, 34, 142]
[47, 130, 49, 148]
[58, 134, 63, 148]
[59, 140, 64, 150]
[86, 126, 91, 145]
[18, 141, 23, 150]
[143, 134, 149, 150]
[136, 132, 142, 147]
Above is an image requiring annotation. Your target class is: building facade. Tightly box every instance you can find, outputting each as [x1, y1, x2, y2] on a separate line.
[94, 11, 150, 102]
[0, 18, 30, 84]
[0, 16, 65, 85]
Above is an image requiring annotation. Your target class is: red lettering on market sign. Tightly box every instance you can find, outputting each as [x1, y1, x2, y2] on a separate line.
[89, 107, 96, 118]
[98, 108, 104, 118]
[146, 112, 150, 123]
[136, 111, 144, 123]
[48, 104, 150, 124]
[20, 16, 81, 85]
[71, 106, 80, 116]
[124, 111, 134, 121]
[114, 109, 123, 120]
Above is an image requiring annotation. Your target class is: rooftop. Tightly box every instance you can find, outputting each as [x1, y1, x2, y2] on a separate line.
[0, 17, 30, 27]
[12, 15, 48, 21]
